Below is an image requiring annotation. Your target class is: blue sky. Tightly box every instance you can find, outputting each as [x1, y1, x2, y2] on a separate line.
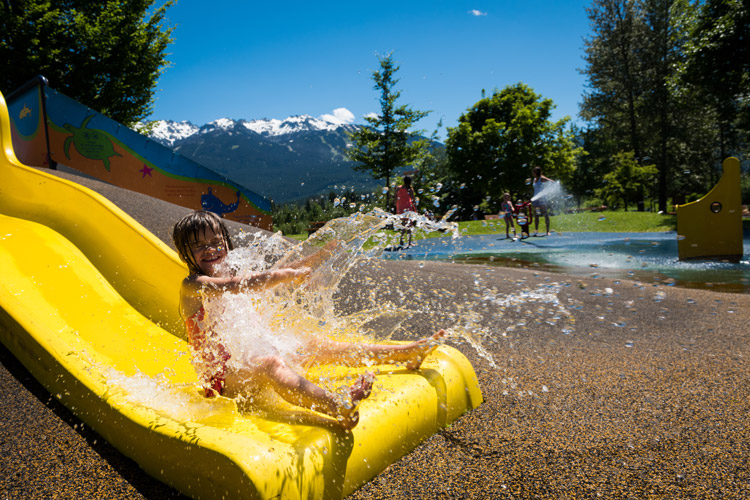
[150, 1, 591, 138]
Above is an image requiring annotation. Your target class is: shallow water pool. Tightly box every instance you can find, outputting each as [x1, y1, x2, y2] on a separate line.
[383, 231, 750, 293]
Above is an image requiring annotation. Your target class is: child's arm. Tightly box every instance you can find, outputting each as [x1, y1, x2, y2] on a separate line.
[189, 267, 310, 295]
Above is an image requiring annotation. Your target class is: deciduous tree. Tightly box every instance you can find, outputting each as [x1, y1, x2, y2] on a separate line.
[596, 151, 657, 210]
[0, 0, 175, 125]
[445, 83, 579, 218]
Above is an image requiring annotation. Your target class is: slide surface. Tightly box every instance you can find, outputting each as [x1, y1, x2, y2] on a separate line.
[0, 91, 482, 499]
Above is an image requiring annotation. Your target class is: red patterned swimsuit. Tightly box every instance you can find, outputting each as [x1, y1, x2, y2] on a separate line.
[185, 306, 231, 397]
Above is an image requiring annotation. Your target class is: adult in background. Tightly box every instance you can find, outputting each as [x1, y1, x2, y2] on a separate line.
[395, 175, 417, 248]
[531, 166, 554, 236]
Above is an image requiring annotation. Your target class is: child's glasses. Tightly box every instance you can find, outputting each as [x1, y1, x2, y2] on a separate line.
[191, 237, 225, 253]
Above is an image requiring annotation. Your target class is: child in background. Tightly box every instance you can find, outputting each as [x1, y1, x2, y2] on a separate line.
[515, 199, 534, 239]
[500, 192, 517, 240]
[172, 210, 445, 429]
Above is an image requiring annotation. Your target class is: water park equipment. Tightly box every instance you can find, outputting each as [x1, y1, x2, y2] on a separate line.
[0, 90, 482, 499]
[676, 157, 744, 261]
[5, 76, 272, 229]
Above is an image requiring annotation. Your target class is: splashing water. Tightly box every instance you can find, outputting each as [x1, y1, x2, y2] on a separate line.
[530, 180, 572, 213]
[103, 209, 588, 413]
[105, 367, 237, 422]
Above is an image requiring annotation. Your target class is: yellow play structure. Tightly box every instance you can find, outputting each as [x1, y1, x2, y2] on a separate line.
[676, 157, 744, 261]
[0, 90, 482, 499]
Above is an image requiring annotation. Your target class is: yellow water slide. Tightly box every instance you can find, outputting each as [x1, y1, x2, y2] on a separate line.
[0, 91, 482, 499]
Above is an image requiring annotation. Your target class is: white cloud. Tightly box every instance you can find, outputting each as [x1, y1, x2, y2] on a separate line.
[364, 112, 379, 120]
[320, 107, 355, 124]
[469, 9, 487, 16]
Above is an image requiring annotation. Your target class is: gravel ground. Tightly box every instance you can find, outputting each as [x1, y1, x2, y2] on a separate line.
[1, 170, 749, 499]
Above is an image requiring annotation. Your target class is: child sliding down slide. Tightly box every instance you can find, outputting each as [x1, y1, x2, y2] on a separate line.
[173, 210, 445, 429]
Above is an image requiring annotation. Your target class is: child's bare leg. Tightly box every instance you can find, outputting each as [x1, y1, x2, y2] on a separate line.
[307, 330, 446, 370]
[226, 356, 372, 429]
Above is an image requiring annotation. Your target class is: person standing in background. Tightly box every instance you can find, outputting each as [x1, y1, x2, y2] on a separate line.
[531, 166, 554, 236]
[395, 176, 417, 248]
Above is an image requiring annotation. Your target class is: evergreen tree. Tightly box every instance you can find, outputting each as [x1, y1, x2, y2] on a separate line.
[677, 0, 750, 160]
[346, 52, 430, 208]
[581, 0, 646, 161]
[0, 0, 175, 125]
[581, 0, 693, 212]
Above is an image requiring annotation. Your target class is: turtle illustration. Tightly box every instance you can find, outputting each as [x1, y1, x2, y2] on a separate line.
[63, 115, 122, 171]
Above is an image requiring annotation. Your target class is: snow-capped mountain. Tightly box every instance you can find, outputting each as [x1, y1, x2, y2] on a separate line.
[148, 114, 358, 147]
[146, 115, 370, 203]
[147, 120, 199, 146]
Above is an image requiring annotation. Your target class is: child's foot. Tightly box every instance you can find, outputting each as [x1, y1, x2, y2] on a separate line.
[337, 373, 374, 429]
[404, 330, 446, 370]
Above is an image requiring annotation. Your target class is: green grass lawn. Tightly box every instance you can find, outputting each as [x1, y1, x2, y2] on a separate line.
[283, 210, 749, 241]
[456, 210, 677, 236]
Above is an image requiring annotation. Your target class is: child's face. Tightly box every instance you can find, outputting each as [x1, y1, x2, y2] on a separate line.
[189, 227, 227, 276]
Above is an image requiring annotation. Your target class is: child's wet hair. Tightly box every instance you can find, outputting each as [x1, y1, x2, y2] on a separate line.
[172, 210, 234, 275]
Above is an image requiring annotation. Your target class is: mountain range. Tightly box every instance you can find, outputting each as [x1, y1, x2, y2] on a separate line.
[147, 115, 384, 204]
